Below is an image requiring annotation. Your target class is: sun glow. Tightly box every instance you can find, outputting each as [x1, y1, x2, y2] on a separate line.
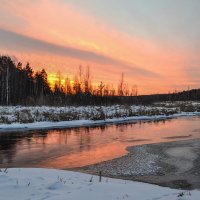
[48, 73, 66, 89]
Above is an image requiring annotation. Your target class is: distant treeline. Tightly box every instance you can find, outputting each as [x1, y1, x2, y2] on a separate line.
[0, 55, 200, 106]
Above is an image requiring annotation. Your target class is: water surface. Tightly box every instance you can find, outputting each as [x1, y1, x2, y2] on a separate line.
[0, 116, 200, 169]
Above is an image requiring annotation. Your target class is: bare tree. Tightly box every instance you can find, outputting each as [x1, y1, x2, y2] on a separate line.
[131, 85, 138, 96]
[78, 65, 83, 92]
[65, 76, 72, 95]
[73, 75, 81, 95]
[84, 66, 92, 95]
[118, 72, 125, 96]
[56, 70, 62, 90]
[98, 81, 105, 96]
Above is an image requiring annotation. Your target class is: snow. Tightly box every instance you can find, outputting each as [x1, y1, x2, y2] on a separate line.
[0, 102, 200, 131]
[0, 168, 199, 200]
[0, 112, 199, 132]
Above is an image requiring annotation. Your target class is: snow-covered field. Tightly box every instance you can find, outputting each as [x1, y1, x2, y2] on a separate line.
[0, 101, 200, 131]
[0, 168, 199, 200]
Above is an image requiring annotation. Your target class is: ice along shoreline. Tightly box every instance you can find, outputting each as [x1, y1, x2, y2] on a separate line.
[0, 112, 199, 132]
[80, 138, 200, 190]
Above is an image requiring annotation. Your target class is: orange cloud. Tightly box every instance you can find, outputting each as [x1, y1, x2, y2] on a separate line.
[0, 0, 199, 94]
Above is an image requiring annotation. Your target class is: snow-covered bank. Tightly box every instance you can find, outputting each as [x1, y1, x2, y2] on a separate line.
[0, 101, 200, 131]
[0, 112, 199, 132]
[0, 168, 198, 200]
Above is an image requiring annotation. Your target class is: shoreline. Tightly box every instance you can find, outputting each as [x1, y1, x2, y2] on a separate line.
[78, 138, 200, 190]
[0, 112, 199, 133]
[1, 168, 199, 200]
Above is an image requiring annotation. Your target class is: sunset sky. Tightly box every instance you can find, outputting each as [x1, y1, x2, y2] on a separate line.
[0, 0, 200, 94]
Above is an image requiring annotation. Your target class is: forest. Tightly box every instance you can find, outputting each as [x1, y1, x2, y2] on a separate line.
[0, 55, 200, 106]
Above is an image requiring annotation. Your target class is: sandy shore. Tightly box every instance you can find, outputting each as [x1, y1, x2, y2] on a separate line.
[79, 139, 200, 190]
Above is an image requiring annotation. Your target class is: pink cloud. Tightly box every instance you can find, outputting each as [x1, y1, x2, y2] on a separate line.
[0, 0, 199, 94]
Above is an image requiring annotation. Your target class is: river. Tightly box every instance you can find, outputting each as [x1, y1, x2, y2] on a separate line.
[0, 116, 200, 169]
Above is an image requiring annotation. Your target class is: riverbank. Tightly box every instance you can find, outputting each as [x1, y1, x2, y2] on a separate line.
[0, 101, 200, 131]
[0, 168, 199, 200]
[0, 112, 199, 132]
[79, 138, 200, 190]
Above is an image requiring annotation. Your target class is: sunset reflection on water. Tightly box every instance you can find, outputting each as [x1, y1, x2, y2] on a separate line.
[0, 116, 200, 169]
